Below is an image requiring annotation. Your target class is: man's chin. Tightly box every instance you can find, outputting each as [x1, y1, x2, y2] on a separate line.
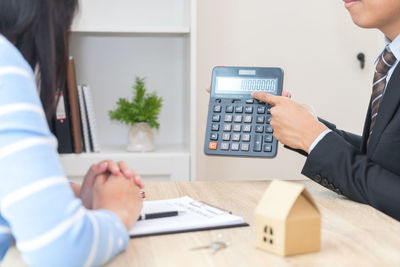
[349, 15, 375, 29]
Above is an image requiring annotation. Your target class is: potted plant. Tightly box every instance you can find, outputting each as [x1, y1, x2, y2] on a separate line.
[109, 77, 163, 152]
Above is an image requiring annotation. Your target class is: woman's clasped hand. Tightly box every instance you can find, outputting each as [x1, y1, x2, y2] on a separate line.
[71, 160, 145, 229]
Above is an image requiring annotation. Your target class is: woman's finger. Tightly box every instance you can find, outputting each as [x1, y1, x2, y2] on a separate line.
[104, 160, 120, 176]
[134, 175, 145, 189]
[84, 161, 107, 182]
[118, 161, 135, 178]
[118, 161, 145, 189]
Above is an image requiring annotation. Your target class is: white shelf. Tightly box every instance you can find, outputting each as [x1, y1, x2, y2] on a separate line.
[71, 0, 190, 33]
[60, 145, 190, 181]
[71, 27, 190, 34]
[63, 0, 197, 181]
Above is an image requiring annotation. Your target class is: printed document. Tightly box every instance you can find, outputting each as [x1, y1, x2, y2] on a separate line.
[130, 196, 247, 237]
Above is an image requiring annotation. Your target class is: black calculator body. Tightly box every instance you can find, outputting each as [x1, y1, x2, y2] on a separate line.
[204, 66, 283, 158]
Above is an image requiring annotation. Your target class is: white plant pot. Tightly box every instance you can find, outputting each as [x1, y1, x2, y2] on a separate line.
[126, 123, 155, 152]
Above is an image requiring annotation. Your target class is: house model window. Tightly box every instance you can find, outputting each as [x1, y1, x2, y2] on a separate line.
[263, 226, 274, 245]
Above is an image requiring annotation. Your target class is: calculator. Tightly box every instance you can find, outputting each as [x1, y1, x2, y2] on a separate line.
[204, 66, 284, 158]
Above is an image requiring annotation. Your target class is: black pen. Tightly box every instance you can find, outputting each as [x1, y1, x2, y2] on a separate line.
[138, 211, 181, 221]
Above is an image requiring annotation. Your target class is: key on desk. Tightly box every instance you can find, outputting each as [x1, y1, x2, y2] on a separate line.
[190, 241, 230, 255]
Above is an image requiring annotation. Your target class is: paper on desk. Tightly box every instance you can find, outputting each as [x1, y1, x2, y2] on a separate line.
[129, 196, 246, 237]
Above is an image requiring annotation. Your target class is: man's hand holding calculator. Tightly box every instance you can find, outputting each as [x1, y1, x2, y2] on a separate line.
[204, 67, 284, 158]
[203, 66, 328, 157]
[251, 92, 327, 153]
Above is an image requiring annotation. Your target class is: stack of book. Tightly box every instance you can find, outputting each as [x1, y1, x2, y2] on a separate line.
[51, 57, 100, 154]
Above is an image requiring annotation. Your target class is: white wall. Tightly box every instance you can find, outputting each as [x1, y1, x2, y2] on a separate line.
[196, 0, 382, 180]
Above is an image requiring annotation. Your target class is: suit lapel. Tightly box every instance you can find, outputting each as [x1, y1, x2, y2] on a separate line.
[367, 64, 400, 153]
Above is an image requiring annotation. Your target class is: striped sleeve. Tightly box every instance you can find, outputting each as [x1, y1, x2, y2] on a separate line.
[0, 215, 13, 260]
[0, 35, 129, 266]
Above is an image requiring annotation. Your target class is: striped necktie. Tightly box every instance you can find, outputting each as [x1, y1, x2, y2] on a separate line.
[368, 49, 397, 145]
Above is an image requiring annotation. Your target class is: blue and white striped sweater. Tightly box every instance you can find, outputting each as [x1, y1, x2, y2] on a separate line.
[0, 34, 129, 266]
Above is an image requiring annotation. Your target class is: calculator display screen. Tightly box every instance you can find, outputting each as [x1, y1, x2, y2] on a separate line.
[215, 77, 278, 94]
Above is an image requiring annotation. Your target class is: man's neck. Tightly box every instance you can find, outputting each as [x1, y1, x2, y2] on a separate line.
[380, 20, 400, 41]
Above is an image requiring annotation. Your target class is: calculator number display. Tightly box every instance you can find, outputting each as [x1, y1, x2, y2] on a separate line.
[215, 77, 278, 94]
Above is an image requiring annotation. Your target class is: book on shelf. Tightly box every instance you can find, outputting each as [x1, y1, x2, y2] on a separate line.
[66, 57, 83, 154]
[52, 90, 74, 154]
[82, 85, 101, 153]
[52, 56, 100, 154]
[53, 84, 100, 154]
[77, 85, 91, 153]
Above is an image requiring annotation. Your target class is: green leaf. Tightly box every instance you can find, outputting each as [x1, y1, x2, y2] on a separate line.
[109, 76, 163, 129]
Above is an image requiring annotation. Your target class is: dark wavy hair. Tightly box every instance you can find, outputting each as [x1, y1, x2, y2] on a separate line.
[0, 0, 78, 118]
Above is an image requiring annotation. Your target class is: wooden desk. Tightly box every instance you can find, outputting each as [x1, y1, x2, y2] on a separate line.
[3, 181, 400, 266]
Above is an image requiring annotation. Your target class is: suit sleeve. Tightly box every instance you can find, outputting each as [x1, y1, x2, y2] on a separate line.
[318, 118, 362, 149]
[284, 118, 363, 156]
[301, 131, 400, 221]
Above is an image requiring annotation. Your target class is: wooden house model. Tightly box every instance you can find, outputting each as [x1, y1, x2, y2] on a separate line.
[254, 180, 321, 256]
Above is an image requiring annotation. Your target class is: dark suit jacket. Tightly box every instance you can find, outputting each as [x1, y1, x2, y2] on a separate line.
[300, 64, 400, 221]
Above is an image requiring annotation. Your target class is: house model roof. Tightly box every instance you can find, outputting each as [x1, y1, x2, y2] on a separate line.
[255, 180, 320, 220]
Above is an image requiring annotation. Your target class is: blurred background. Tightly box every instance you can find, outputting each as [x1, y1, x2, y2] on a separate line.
[66, 0, 382, 182]
[196, 0, 381, 180]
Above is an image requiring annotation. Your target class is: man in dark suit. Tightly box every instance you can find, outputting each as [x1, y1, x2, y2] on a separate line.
[252, 0, 400, 221]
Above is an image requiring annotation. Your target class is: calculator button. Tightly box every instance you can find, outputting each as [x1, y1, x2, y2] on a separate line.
[243, 125, 252, 132]
[222, 133, 231, 141]
[231, 143, 240, 151]
[245, 106, 254, 114]
[254, 135, 263, 152]
[232, 134, 241, 142]
[267, 107, 271, 114]
[255, 125, 264, 133]
[211, 124, 220, 131]
[242, 134, 251, 142]
[233, 124, 242, 132]
[241, 143, 250, 151]
[221, 143, 230, 150]
[213, 105, 222, 113]
[215, 99, 222, 103]
[257, 106, 266, 114]
[226, 106, 234, 113]
[266, 115, 272, 123]
[256, 116, 265, 124]
[246, 99, 254, 104]
[265, 125, 273, 133]
[264, 144, 272, 152]
[264, 134, 273, 143]
[232, 99, 241, 103]
[234, 115, 243, 123]
[209, 142, 218, 150]
[244, 116, 252, 123]
[223, 124, 232, 132]
[256, 100, 265, 104]
[224, 115, 233, 122]
[212, 115, 221, 122]
[210, 133, 219, 140]
[235, 106, 243, 113]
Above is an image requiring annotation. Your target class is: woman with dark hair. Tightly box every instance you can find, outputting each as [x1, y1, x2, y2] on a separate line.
[0, 1, 144, 266]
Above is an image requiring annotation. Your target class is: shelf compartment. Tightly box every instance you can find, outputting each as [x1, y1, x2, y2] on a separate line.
[60, 144, 190, 181]
[72, 0, 190, 33]
[71, 27, 190, 34]
[70, 33, 190, 149]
